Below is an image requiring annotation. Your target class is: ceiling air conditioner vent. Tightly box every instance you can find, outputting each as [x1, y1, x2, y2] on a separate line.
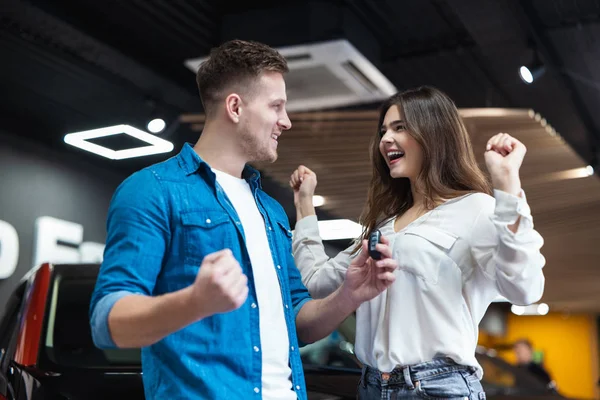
[184, 39, 396, 112]
[285, 53, 313, 62]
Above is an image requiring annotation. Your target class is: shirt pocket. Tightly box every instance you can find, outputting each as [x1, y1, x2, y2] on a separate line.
[181, 210, 234, 265]
[274, 219, 293, 263]
[397, 225, 458, 285]
[415, 370, 471, 399]
[275, 220, 293, 241]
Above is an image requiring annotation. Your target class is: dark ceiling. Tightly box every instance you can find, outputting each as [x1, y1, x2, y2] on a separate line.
[2, 0, 600, 181]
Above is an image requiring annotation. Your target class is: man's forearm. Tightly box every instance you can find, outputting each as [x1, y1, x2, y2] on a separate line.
[107, 287, 202, 348]
[295, 286, 357, 344]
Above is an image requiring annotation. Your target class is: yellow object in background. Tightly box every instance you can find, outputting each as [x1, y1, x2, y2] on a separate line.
[484, 313, 599, 400]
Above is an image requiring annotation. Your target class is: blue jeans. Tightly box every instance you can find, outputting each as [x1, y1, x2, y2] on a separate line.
[357, 358, 486, 399]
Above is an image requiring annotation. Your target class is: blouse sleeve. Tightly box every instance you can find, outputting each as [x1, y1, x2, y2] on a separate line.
[470, 190, 546, 305]
[292, 215, 358, 299]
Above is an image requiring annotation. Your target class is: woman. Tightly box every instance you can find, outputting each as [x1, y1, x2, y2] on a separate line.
[289, 86, 545, 399]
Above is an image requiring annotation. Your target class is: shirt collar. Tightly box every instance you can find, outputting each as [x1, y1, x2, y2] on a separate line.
[177, 143, 262, 188]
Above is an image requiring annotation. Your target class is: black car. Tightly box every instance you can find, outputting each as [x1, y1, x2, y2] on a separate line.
[0, 263, 567, 400]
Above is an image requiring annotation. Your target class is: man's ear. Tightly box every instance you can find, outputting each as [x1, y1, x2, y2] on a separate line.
[225, 93, 242, 123]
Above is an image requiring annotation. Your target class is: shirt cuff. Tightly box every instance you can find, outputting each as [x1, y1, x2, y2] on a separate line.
[90, 290, 133, 349]
[293, 215, 320, 237]
[293, 297, 312, 319]
[493, 189, 532, 225]
[293, 297, 313, 348]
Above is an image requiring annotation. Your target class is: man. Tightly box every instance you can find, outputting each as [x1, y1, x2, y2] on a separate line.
[89, 39, 398, 400]
[513, 339, 554, 388]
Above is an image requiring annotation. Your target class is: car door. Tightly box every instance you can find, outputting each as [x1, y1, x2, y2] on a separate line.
[0, 282, 27, 400]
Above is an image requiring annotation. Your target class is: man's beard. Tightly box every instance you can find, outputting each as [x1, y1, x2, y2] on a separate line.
[240, 130, 277, 163]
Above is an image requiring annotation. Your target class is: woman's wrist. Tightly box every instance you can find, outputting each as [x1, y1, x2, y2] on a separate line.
[295, 194, 316, 220]
[491, 170, 521, 196]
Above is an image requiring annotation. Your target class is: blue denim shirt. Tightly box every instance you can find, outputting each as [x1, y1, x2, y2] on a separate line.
[90, 143, 312, 400]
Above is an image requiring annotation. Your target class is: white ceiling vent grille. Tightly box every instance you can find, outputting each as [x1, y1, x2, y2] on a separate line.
[184, 39, 397, 112]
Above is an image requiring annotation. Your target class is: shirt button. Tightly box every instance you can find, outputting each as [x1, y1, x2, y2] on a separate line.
[254, 387, 259, 393]
[253, 346, 260, 352]
[205, 219, 211, 224]
[251, 303, 257, 308]
[268, 226, 272, 230]
[285, 304, 288, 309]
[291, 346, 295, 351]
[295, 385, 301, 390]
[277, 265, 281, 269]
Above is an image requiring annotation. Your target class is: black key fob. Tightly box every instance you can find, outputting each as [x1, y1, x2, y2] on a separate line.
[368, 230, 382, 260]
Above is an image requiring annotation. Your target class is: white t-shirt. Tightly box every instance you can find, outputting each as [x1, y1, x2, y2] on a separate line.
[213, 169, 295, 400]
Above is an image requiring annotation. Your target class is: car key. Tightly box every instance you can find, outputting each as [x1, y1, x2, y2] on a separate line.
[368, 230, 382, 260]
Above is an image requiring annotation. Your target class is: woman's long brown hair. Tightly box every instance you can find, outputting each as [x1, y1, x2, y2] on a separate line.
[354, 86, 491, 252]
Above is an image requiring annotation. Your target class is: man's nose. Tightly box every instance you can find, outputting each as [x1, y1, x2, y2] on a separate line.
[279, 114, 292, 130]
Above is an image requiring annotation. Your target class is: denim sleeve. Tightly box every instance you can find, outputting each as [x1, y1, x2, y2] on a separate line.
[90, 290, 133, 348]
[284, 233, 312, 349]
[283, 224, 312, 317]
[89, 168, 170, 349]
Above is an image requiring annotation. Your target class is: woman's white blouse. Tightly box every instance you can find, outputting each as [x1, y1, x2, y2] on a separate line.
[292, 190, 545, 377]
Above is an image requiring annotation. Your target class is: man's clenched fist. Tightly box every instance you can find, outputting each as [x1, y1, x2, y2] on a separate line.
[189, 249, 249, 319]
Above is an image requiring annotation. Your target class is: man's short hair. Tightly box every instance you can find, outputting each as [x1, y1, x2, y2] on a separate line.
[514, 338, 533, 349]
[196, 39, 288, 116]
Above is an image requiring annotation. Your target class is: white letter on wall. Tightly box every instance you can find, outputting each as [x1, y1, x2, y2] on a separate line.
[33, 216, 83, 267]
[79, 241, 105, 263]
[0, 220, 19, 279]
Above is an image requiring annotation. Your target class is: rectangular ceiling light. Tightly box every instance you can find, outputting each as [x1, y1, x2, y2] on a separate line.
[64, 124, 174, 160]
[317, 219, 364, 241]
[511, 303, 549, 316]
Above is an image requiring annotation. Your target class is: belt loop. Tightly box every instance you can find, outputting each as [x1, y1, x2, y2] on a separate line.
[402, 366, 415, 390]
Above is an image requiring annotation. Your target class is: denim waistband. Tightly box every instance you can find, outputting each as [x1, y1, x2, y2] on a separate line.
[362, 357, 476, 389]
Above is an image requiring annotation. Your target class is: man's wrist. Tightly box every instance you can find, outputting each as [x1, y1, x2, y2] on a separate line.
[181, 285, 209, 323]
[336, 283, 360, 314]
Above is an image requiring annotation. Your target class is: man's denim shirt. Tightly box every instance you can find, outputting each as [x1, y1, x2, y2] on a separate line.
[90, 143, 312, 400]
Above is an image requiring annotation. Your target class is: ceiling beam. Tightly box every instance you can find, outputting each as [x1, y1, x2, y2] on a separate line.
[4, 0, 198, 113]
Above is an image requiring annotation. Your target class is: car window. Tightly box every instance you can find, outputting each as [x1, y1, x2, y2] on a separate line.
[42, 274, 141, 369]
[300, 315, 361, 370]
